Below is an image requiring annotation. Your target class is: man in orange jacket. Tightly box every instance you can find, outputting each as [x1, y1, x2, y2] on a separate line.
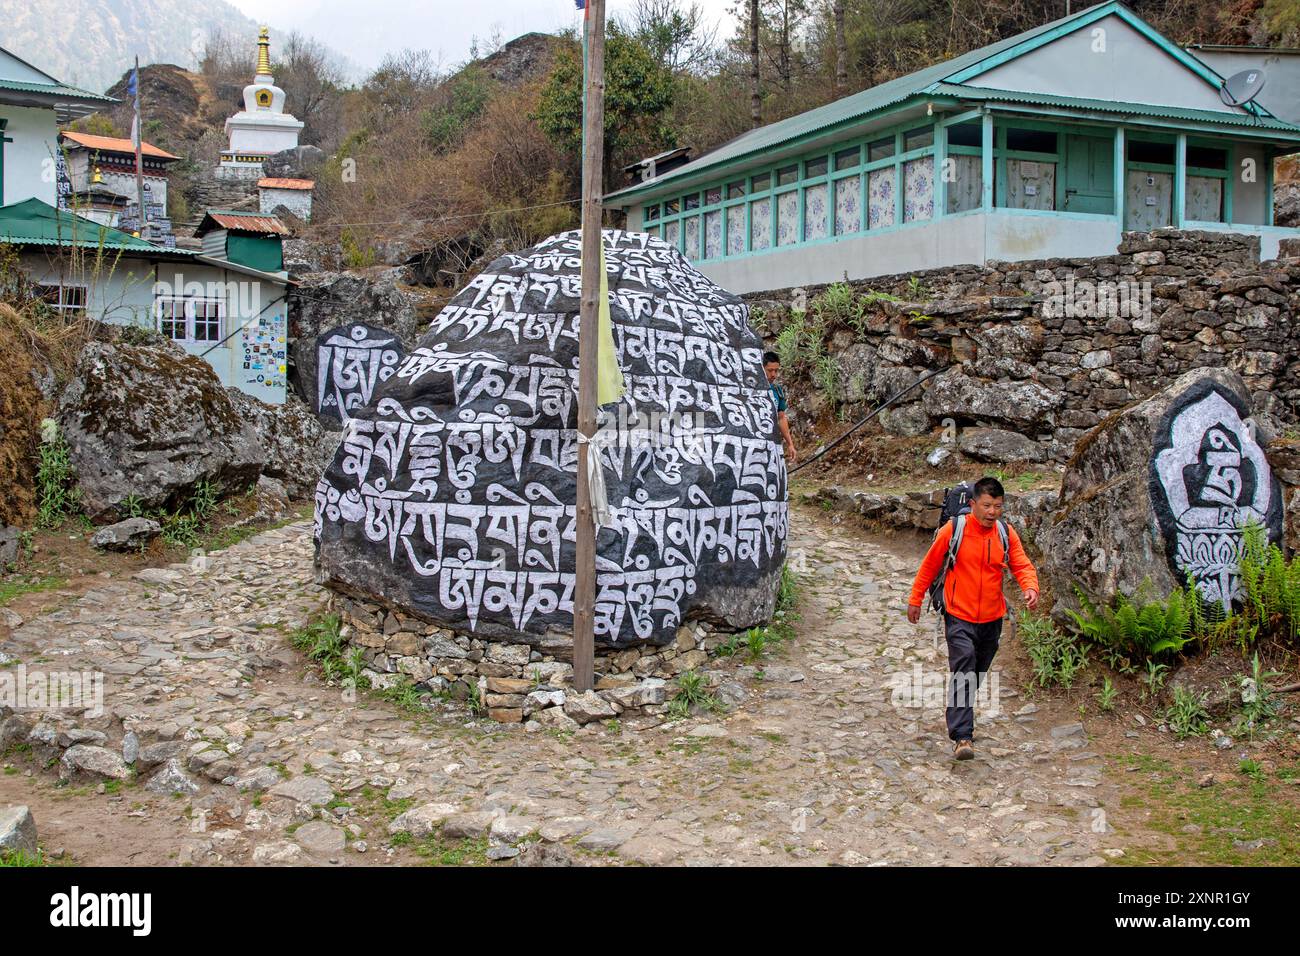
[907, 476, 1040, 761]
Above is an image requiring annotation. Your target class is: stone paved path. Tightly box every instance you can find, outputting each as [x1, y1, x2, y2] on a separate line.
[2, 504, 1120, 865]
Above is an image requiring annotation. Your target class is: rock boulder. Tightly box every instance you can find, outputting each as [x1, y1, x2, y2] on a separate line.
[314, 230, 788, 647]
[57, 343, 262, 521]
[922, 367, 1064, 430]
[1039, 368, 1285, 617]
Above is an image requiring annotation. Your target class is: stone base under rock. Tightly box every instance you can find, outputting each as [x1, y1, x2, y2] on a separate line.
[331, 594, 734, 727]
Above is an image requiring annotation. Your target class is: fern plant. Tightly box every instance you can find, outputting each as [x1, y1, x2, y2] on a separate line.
[1066, 583, 1197, 661]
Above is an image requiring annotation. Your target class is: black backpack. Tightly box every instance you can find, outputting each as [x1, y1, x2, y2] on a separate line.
[927, 482, 1009, 615]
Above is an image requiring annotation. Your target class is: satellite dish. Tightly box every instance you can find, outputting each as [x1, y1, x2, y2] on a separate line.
[1220, 68, 1266, 107]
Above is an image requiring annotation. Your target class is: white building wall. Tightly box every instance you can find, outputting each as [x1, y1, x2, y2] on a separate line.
[977, 14, 1244, 115]
[16, 250, 289, 404]
[1233, 142, 1270, 225]
[1, 104, 58, 205]
[259, 187, 311, 220]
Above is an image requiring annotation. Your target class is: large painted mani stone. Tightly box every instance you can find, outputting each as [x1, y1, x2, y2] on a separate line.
[313, 230, 789, 647]
[313, 322, 406, 426]
[1148, 379, 1284, 607]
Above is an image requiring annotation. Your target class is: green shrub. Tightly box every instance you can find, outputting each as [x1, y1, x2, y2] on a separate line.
[1236, 522, 1300, 640]
[1019, 611, 1089, 688]
[809, 282, 862, 331]
[35, 418, 78, 528]
[1066, 583, 1197, 663]
[1164, 686, 1210, 738]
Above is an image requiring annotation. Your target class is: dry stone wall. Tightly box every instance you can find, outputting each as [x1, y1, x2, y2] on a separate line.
[750, 229, 1299, 462]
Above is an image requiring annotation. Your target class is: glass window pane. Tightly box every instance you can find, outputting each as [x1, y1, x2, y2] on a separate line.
[1187, 145, 1227, 170]
[777, 164, 799, 186]
[727, 180, 747, 199]
[868, 136, 895, 162]
[751, 171, 771, 191]
[684, 193, 700, 210]
[665, 198, 679, 214]
[1006, 127, 1057, 154]
[834, 146, 860, 171]
[947, 122, 982, 148]
[903, 126, 934, 151]
[1127, 139, 1175, 165]
[805, 157, 828, 177]
[644, 204, 659, 221]
[705, 187, 722, 205]
[684, 215, 700, 258]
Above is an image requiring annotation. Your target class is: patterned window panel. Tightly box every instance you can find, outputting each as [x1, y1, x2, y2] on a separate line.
[834, 176, 861, 235]
[704, 210, 722, 259]
[1005, 159, 1055, 211]
[868, 167, 896, 229]
[903, 156, 935, 222]
[777, 191, 799, 246]
[1125, 170, 1172, 231]
[1186, 175, 1223, 223]
[803, 183, 828, 241]
[684, 215, 701, 259]
[947, 155, 982, 213]
[727, 205, 746, 255]
[664, 219, 680, 249]
[750, 198, 772, 250]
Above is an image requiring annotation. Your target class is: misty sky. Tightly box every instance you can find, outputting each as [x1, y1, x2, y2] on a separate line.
[226, 0, 741, 77]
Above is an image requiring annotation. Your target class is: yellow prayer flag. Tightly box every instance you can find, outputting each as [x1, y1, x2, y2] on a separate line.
[595, 238, 625, 406]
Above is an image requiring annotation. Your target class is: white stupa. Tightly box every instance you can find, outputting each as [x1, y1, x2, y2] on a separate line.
[217, 27, 304, 179]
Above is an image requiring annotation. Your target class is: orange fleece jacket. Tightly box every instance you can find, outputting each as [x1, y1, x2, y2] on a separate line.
[908, 518, 1040, 624]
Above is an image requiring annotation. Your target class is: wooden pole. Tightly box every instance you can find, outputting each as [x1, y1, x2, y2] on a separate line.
[573, 0, 606, 693]
[132, 56, 149, 241]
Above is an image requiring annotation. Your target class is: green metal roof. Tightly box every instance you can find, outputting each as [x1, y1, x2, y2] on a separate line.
[606, 1, 1296, 203]
[0, 198, 191, 255]
[0, 78, 114, 102]
[928, 84, 1300, 133]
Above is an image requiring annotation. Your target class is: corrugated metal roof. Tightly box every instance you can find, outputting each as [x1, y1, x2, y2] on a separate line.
[0, 197, 190, 254]
[605, 1, 1299, 203]
[605, 4, 1102, 201]
[198, 211, 291, 235]
[60, 131, 180, 160]
[927, 84, 1300, 131]
[0, 78, 114, 102]
[257, 177, 314, 190]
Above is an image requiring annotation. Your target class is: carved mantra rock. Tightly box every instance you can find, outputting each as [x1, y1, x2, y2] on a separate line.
[1040, 368, 1284, 617]
[314, 230, 788, 647]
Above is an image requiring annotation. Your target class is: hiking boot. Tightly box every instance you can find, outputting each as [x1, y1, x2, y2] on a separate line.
[953, 739, 974, 761]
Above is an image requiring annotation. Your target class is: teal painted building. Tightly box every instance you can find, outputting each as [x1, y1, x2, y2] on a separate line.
[606, 2, 1300, 294]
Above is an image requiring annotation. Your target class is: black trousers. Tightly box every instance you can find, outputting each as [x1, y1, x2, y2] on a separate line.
[943, 612, 1002, 742]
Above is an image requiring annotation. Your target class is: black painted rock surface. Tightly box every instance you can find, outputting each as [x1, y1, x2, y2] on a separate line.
[313, 230, 788, 647]
[1040, 367, 1284, 616]
[309, 322, 407, 428]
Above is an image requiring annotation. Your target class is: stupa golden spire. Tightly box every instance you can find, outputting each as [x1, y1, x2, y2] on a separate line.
[256, 26, 272, 77]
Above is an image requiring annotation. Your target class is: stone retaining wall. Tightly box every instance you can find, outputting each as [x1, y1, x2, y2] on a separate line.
[331, 594, 747, 729]
[751, 229, 1300, 463]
